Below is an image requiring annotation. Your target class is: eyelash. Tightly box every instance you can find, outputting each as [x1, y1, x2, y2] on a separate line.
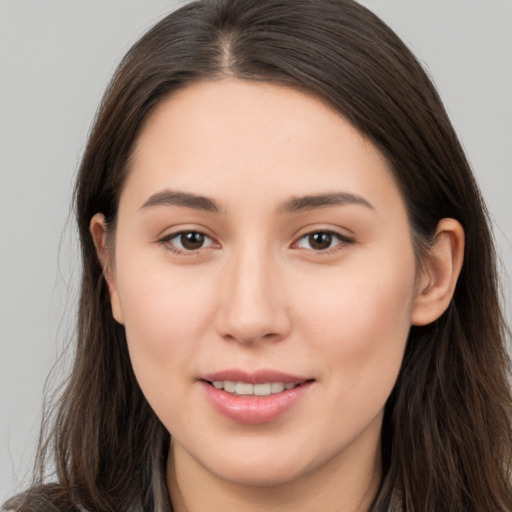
[293, 230, 354, 254]
[158, 229, 354, 256]
[159, 230, 217, 256]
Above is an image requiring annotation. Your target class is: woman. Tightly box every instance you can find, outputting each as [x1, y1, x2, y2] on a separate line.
[4, 0, 511, 510]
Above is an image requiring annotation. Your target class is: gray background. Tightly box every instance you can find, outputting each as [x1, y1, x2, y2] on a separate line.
[1, 0, 511, 502]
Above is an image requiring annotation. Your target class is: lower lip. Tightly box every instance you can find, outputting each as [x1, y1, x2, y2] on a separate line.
[201, 381, 313, 424]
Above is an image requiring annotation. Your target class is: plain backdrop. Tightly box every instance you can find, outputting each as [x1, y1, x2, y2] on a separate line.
[1, 0, 511, 503]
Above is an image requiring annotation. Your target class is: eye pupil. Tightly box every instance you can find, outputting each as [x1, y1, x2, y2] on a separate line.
[309, 232, 332, 250]
[181, 232, 205, 250]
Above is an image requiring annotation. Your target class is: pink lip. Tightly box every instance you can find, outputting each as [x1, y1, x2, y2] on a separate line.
[199, 369, 314, 425]
[201, 368, 308, 384]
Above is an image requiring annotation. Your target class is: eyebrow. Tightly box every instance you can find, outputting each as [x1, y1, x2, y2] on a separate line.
[279, 192, 374, 213]
[140, 190, 222, 213]
[139, 189, 373, 214]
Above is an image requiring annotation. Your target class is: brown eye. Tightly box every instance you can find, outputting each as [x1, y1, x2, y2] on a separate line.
[295, 230, 352, 252]
[164, 231, 215, 253]
[308, 232, 333, 250]
[180, 231, 205, 250]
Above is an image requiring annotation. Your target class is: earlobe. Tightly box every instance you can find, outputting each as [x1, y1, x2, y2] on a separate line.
[89, 213, 124, 324]
[411, 218, 465, 326]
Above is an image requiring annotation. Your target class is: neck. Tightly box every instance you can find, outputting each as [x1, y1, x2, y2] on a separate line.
[166, 432, 382, 512]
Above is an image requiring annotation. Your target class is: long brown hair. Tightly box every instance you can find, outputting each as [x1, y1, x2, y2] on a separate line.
[5, 0, 511, 510]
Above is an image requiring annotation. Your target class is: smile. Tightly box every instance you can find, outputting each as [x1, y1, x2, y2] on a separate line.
[209, 381, 299, 396]
[200, 371, 314, 424]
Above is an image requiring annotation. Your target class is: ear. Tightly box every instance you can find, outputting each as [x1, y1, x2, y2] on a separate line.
[411, 218, 465, 326]
[89, 213, 124, 324]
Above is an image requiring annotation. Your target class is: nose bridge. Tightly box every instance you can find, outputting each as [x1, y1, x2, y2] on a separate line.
[216, 239, 289, 344]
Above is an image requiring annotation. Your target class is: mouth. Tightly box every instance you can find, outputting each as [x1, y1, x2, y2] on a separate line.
[200, 372, 315, 424]
[202, 379, 310, 396]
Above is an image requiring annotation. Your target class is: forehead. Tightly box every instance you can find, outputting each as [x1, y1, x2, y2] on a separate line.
[123, 78, 403, 217]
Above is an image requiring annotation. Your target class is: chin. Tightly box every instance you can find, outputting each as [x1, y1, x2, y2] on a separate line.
[212, 459, 310, 488]
[196, 438, 330, 488]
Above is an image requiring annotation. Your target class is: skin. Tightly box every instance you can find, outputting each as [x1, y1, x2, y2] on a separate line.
[91, 79, 464, 511]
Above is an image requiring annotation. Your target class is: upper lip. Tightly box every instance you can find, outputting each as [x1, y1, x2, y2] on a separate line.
[200, 369, 312, 385]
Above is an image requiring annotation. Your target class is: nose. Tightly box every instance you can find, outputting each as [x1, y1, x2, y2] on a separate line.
[215, 244, 291, 345]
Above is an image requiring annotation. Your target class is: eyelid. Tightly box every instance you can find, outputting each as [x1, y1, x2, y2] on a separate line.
[155, 225, 355, 256]
[292, 228, 356, 254]
[158, 228, 219, 255]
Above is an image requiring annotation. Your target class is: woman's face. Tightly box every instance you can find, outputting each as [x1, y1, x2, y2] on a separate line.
[105, 79, 423, 489]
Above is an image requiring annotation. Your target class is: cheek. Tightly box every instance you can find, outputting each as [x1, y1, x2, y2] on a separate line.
[114, 260, 223, 429]
[296, 247, 416, 390]
[287, 251, 416, 457]
[114, 248, 219, 378]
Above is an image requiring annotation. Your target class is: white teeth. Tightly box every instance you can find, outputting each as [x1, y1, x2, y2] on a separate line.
[235, 382, 253, 395]
[210, 380, 299, 395]
[223, 381, 236, 393]
[254, 383, 272, 396]
[271, 382, 285, 393]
